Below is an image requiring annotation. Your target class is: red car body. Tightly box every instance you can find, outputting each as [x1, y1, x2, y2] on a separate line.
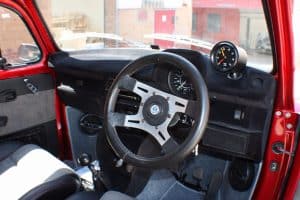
[0, 0, 298, 199]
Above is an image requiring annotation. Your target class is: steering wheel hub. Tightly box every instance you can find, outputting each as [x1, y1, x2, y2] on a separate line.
[150, 105, 160, 115]
[142, 95, 169, 126]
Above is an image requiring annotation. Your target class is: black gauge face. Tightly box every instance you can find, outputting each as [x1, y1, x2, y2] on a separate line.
[168, 69, 193, 97]
[211, 42, 238, 72]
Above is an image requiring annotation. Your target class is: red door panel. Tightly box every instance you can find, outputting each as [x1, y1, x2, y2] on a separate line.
[0, 1, 68, 159]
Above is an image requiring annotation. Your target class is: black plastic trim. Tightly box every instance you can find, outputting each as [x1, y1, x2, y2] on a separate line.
[0, 73, 54, 97]
[261, 0, 278, 74]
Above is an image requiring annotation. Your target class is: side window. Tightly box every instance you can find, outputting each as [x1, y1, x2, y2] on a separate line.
[0, 6, 41, 68]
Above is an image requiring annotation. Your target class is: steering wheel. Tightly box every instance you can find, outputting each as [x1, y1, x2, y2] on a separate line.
[104, 52, 209, 168]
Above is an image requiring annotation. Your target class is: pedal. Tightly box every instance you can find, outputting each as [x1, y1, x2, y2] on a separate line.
[192, 167, 204, 182]
[205, 170, 223, 200]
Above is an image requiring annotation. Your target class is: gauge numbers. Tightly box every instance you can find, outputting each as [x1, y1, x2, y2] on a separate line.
[168, 69, 193, 97]
[211, 42, 239, 72]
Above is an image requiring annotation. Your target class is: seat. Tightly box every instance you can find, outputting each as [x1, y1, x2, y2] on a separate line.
[0, 141, 80, 200]
[100, 191, 134, 200]
[66, 191, 134, 200]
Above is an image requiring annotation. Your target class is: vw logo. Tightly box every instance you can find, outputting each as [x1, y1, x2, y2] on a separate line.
[150, 104, 160, 115]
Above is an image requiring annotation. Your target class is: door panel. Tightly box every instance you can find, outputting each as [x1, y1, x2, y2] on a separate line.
[0, 74, 55, 136]
[0, 3, 60, 156]
[0, 73, 59, 155]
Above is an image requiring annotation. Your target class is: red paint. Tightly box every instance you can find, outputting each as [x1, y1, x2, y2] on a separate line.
[0, 0, 69, 159]
[19, 0, 71, 159]
[58, 103, 73, 160]
[154, 10, 175, 48]
[284, 138, 300, 199]
[20, 0, 58, 53]
[0, 1, 51, 81]
[254, 111, 298, 199]
[253, 0, 297, 199]
[192, 8, 240, 44]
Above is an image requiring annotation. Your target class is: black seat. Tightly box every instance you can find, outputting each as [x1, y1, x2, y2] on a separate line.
[0, 141, 80, 200]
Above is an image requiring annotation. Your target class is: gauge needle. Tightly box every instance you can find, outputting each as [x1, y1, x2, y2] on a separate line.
[177, 81, 186, 90]
[217, 58, 225, 65]
[221, 49, 225, 57]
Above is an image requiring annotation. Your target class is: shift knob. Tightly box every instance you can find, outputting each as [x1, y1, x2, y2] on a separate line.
[77, 153, 92, 166]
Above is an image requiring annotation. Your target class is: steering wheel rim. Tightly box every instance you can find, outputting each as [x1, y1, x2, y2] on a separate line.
[104, 52, 209, 168]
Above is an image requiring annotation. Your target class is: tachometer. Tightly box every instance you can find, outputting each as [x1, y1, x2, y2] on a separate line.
[210, 41, 247, 74]
[168, 69, 193, 97]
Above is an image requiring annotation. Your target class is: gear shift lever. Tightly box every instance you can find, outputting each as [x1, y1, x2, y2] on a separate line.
[77, 153, 110, 192]
[77, 153, 92, 167]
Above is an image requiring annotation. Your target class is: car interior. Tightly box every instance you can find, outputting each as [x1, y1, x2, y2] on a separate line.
[0, 47, 276, 200]
[0, 0, 285, 200]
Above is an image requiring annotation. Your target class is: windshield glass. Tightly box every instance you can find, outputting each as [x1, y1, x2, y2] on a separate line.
[35, 0, 273, 72]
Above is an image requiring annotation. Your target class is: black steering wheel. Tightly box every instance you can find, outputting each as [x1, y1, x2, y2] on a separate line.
[104, 52, 209, 168]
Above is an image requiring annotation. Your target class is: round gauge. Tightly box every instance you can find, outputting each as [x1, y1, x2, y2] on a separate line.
[168, 69, 193, 97]
[210, 41, 239, 72]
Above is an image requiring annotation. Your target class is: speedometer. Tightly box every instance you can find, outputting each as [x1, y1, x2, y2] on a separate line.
[168, 69, 193, 97]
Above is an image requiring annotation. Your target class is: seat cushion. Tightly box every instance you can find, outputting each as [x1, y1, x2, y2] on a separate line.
[0, 143, 80, 200]
[66, 191, 101, 200]
[100, 191, 135, 200]
[0, 141, 23, 161]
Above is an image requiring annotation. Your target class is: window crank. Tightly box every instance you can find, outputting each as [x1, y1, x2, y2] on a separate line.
[24, 78, 38, 94]
[272, 142, 294, 156]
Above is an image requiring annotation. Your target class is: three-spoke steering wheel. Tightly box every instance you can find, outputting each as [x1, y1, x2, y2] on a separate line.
[104, 52, 209, 168]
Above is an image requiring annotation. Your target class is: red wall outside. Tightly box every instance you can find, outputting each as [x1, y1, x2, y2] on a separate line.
[192, 8, 240, 44]
[154, 10, 175, 48]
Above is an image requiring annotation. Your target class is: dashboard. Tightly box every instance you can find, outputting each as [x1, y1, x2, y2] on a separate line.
[51, 42, 276, 162]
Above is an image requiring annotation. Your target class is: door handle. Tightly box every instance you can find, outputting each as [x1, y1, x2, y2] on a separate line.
[0, 89, 17, 103]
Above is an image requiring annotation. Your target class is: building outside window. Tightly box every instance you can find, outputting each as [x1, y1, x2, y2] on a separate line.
[207, 13, 221, 33]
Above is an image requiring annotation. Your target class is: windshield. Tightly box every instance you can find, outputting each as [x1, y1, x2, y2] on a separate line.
[35, 0, 273, 72]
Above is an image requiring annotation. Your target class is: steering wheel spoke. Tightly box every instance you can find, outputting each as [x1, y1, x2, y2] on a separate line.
[108, 112, 143, 129]
[118, 75, 153, 102]
[167, 93, 200, 119]
[162, 137, 179, 154]
[184, 100, 201, 119]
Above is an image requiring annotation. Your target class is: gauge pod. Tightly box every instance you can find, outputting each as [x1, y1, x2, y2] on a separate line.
[210, 41, 247, 76]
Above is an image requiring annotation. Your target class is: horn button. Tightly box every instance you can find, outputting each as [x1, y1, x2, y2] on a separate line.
[142, 95, 169, 126]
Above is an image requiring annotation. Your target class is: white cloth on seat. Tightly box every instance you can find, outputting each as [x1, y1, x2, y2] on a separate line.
[0, 144, 75, 200]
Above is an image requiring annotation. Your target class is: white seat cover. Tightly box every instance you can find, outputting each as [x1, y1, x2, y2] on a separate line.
[0, 144, 74, 200]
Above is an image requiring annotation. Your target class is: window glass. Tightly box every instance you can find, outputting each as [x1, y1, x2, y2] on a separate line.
[192, 13, 197, 32]
[0, 6, 41, 67]
[207, 14, 221, 33]
[35, 0, 273, 72]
